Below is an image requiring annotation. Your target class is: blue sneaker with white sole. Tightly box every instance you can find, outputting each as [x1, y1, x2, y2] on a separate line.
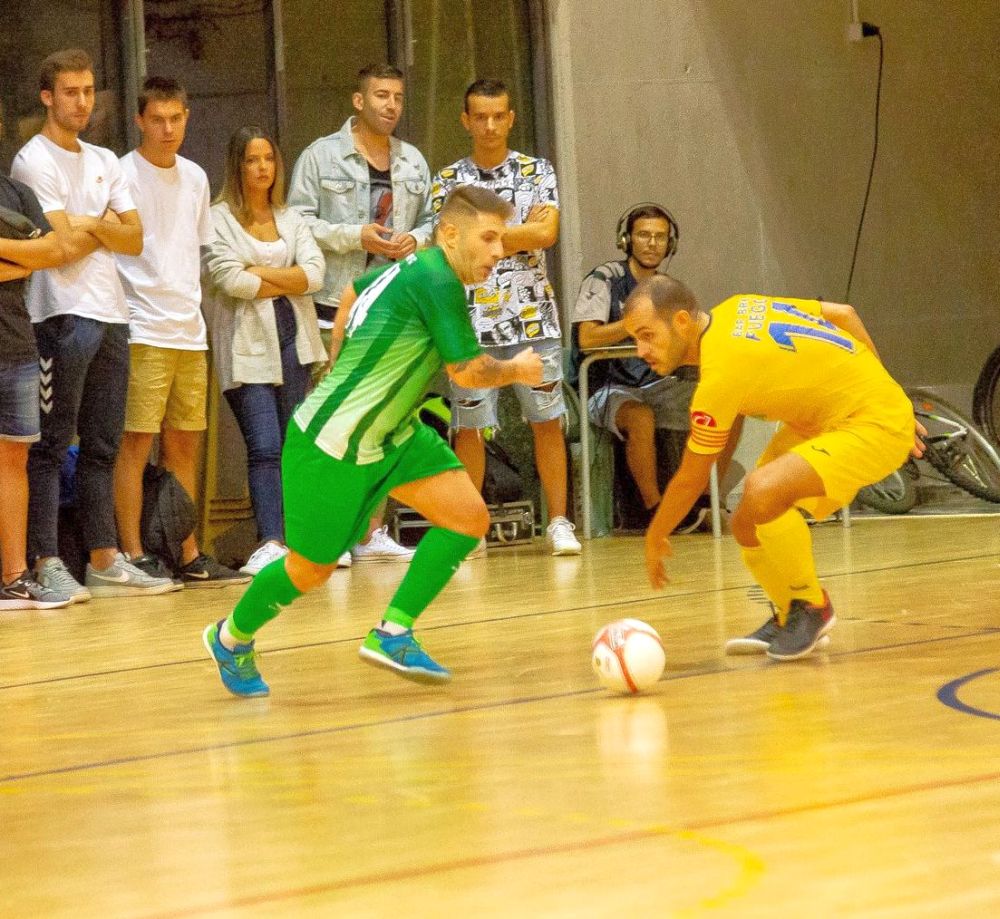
[358, 628, 451, 684]
[202, 620, 270, 697]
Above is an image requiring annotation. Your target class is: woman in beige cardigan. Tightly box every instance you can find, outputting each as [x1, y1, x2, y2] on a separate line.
[203, 126, 328, 575]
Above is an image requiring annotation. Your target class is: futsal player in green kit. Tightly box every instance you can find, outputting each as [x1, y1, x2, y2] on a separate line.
[203, 186, 543, 696]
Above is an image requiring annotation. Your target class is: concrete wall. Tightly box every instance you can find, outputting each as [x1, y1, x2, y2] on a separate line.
[547, 0, 1000, 399]
[0, 1, 126, 167]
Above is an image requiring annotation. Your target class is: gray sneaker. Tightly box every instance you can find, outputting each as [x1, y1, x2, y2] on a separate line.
[767, 592, 837, 661]
[129, 553, 184, 592]
[177, 554, 251, 589]
[36, 557, 92, 604]
[725, 613, 783, 655]
[725, 586, 830, 655]
[85, 552, 176, 598]
[0, 571, 72, 610]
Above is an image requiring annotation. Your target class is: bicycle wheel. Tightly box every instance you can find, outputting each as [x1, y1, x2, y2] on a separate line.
[973, 346, 1000, 447]
[911, 388, 1000, 503]
[855, 461, 918, 514]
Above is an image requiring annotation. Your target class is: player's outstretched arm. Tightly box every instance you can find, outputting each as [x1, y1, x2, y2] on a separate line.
[645, 447, 717, 589]
[820, 301, 881, 362]
[447, 346, 543, 390]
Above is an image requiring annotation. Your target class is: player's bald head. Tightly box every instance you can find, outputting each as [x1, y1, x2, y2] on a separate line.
[624, 275, 700, 320]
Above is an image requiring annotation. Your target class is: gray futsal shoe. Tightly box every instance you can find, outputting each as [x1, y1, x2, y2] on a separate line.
[726, 614, 784, 654]
[767, 592, 837, 661]
[726, 586, 830, 655]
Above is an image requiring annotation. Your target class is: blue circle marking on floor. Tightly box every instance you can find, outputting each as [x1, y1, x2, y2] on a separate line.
[936, 668, 1000, 721]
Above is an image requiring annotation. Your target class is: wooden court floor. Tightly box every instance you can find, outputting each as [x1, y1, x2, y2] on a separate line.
[2, 516, 999, 918]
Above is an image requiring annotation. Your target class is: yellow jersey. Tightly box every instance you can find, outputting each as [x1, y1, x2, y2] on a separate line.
[688, 294, 907, 456]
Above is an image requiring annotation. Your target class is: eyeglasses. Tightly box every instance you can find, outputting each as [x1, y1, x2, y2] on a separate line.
[632, 231, 669, 244]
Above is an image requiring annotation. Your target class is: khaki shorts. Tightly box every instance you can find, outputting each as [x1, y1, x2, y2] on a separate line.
[125, 344, 208, 433]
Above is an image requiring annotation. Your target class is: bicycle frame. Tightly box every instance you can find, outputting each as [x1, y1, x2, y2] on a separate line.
[916, 408, 1000, 468]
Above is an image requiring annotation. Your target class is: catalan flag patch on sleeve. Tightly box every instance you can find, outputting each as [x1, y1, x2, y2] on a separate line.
[688, 411, 730, 454]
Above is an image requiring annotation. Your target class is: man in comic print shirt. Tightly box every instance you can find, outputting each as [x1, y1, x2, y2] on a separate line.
[431, 78, 581, 556]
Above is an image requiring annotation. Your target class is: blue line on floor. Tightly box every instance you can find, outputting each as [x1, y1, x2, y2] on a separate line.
[936, 668, 1000, 721]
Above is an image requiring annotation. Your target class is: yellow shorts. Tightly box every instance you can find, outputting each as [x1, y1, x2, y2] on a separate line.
[125, 344, 208, 433]
[758, 395, 914, 520]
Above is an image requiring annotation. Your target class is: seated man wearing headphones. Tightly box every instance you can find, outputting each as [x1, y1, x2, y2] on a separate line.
[572, 203, 709, 531]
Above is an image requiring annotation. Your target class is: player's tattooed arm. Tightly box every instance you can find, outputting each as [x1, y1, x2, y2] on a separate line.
[447, 355, 508, 388]
[447, 347, 544, 389]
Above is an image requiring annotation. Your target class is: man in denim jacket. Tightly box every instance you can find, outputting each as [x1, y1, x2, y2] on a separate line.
[289, 64, 433, 317]
[289, 63, 434, 562]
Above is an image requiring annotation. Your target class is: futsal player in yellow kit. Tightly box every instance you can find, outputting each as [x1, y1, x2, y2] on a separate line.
[622, 275, 923, 660]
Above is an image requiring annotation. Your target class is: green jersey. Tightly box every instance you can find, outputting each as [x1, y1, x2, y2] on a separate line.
[293, 247, 481, 464]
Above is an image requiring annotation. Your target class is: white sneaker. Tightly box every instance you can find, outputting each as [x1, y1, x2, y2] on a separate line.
[351, 526, 415, 562]
[465, 537, 488, 560]
[36, 557, 92, 603]
[239, 542, 289, 576]
[85, 552, 176, 598]
[336, 550, 353, 568]
[546, 516, 582, 556]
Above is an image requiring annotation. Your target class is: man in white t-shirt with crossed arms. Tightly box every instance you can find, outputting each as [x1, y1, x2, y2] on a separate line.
[12, 49, 174, 600]
[113, 76, 248, 589]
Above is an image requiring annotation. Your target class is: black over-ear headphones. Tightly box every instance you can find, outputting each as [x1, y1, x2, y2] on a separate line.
[615, 202, 679, 263]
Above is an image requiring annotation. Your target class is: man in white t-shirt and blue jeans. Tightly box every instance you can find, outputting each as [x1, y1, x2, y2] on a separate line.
[11, 49, 174, 600]
[113, 77, 248, 589]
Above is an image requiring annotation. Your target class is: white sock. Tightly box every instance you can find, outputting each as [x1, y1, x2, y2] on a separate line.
[379, 620, 408, 636]
[220, 620, 242, 651]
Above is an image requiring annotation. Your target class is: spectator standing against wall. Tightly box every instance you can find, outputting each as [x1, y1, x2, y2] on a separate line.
[572, 203, 712, 532]
[11, 49, 174, 600]
[0, 100, 72, 609]
[202, 126, 328, 576]
[288, 63, 432, 564]
[113, 76, 248, 589]
[432, 79, 581, 556]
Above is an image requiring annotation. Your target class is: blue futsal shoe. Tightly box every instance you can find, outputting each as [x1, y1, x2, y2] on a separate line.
[358, 628, 451, 684]
[202, 620, 270, 697]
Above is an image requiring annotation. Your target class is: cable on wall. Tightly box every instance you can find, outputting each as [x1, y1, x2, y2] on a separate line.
[844, 28, 883, 303]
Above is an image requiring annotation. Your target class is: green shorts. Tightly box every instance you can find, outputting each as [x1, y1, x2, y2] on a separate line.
[282, 421, 464, 564]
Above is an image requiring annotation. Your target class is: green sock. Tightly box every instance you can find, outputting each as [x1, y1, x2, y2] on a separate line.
[229, 557, 303, 639]
[382, 527, 478, 630]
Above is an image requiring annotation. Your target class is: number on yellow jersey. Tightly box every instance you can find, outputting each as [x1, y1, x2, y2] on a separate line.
[767, 301, 856, 353]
